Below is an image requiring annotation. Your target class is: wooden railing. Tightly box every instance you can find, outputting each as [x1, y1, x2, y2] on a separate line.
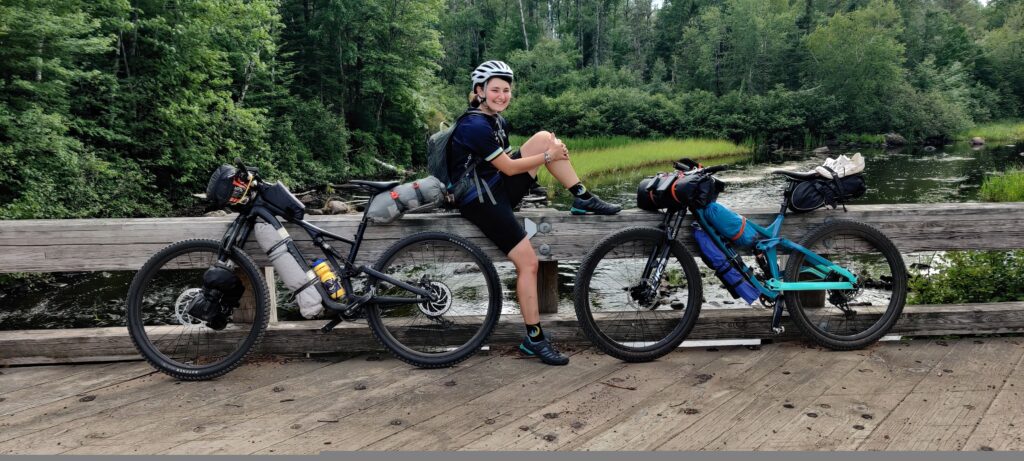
[2, 202, 1024, 364]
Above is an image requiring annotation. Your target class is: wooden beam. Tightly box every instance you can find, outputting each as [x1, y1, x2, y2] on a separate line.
[2, 303, 1022, 365]
[2, 203, 1023, 273]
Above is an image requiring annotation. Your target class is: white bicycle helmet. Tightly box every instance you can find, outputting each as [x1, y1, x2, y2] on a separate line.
[471, 60, 514, 90]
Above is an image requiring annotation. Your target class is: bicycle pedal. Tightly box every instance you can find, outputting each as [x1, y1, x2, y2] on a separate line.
[772, 326, 785, 335]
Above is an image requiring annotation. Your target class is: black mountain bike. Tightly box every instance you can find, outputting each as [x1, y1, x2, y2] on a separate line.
[126, 161, 502, 380]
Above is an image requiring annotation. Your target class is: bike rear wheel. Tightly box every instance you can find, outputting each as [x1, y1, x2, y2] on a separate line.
[784, 219, 907, 350]
[574, 227, 703, 362]
[364, 231, 502, 368]
[126, 239, 270, 380]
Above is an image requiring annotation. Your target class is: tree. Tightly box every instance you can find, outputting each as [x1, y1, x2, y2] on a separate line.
[804, 0, 907, 132]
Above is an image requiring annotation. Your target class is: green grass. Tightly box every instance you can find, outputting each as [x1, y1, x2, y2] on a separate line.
[980, 168, 1024, 202]
[517, 137, 751, 188]
[509, 135, 641, 153]
[959, 120, 1024, 142]
[836, 133, 886, 144]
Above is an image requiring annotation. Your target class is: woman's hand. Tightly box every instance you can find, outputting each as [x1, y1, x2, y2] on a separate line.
[548, 134, 569, 162]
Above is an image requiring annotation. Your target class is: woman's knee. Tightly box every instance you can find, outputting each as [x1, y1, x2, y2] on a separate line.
[508, 239, 539, 274]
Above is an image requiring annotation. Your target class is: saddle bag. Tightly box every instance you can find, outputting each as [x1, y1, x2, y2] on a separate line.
[692, 224, 760, 305]
[788, 174, 867, 213]
[253, 222, 324, 319]
[365, 176, 447, 224]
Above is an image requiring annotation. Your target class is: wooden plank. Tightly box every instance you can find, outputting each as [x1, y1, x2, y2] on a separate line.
[963, 339, 1024, 451]
[160, 355, 495, 455]
[5, 303, 1024, 365]
[0, 362, 154, 417]
[0, 358, 335, 454]
[3, 202, 1024, 273]
[652, 343, 864, 450]
[752, 340, 957, 450]
[364, 349, 631, 451]
[62, 354, 412, 455]
[857, 338, 1022, 450]
[555, 344, 785, 451]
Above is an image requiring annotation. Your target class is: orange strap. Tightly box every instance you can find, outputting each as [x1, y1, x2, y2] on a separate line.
[669, 177, 681, 203]
[730, 217, 747, 242]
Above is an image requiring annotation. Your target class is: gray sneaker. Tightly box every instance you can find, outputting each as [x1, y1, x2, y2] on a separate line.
[518, 335, 570, 366]
[570, 195, 622, 215]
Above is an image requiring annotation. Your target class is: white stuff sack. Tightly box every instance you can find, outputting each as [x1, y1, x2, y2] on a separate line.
[365, 176, 446, 224]
[253, 222, 324, 319]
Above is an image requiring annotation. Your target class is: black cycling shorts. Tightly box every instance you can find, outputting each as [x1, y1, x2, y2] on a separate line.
[459, 172, 535, 255]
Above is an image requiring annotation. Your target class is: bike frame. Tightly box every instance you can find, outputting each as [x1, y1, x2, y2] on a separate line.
[647, 180, 858, 333]
[216, 185, 431, 317]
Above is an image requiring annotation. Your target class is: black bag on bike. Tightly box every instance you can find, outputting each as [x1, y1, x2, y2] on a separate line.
[186, 262, 245, 330]
[261, 181, 306, 220]
[788, 174, 866, 213]
[636, 169, 723, 211]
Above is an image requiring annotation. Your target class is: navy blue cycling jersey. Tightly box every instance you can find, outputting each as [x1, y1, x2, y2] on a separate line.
[448, 111, 512, 185]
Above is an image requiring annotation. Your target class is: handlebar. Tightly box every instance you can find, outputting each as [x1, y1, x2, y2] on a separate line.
[672, 158, 729, 175]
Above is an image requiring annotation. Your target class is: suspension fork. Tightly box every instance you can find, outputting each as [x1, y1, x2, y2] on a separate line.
[641, 211, 686, 291]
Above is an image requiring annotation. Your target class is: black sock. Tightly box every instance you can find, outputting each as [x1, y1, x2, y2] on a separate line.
[526, 323, 545, 341]
[568, 182, 592, 200]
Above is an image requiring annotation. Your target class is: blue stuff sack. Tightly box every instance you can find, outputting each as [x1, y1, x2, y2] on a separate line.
[693, 224, 760, 305]
[703, 202, 758, 247]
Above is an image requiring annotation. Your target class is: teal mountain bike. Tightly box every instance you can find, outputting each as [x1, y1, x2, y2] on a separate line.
[573, 163, 907, 362]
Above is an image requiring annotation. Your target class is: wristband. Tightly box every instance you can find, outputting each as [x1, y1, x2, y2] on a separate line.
[544, 152, 552, 164]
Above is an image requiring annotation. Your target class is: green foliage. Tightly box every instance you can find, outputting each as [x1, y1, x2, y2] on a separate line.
[909, 250, 1024, 304]
[2, 0, 1024, 220]
[980, 168, 1024, 202]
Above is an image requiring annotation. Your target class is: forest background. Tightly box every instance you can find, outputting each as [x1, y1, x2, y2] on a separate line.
[2, 0, 1023, 219]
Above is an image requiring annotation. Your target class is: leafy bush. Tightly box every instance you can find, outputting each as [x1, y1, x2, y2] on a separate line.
[910, 251, 1024, 304]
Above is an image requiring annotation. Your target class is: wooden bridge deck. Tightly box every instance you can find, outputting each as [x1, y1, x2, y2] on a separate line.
[2, 337, 1022, 454]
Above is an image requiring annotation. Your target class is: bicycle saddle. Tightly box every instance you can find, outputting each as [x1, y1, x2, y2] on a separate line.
[771, 169, 822, 182]
[347, 180, 400, 193]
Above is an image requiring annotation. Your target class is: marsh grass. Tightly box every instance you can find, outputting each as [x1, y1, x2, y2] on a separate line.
[836, 133, 886, 144]
[980, 168, 1024, 202]
[515, 137, 750, 188]
[959, 121, 1024, 142]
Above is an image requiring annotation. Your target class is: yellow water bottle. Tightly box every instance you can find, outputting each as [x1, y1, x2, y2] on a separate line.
[312, 259, 345, 300]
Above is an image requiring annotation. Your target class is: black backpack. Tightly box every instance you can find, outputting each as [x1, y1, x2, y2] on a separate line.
[426, 108, 503, 206]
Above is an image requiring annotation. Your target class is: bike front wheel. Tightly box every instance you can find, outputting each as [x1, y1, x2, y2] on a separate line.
[126, 239, 270, 380]
[573, 227, 703, 362]
[364, 231, 502, 368]
[784, 219, 907, 350]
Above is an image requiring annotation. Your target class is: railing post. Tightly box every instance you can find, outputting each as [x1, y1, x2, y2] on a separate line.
[538, 260, 559, 314]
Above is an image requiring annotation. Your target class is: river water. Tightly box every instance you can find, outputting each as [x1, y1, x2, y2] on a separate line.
[2, 142, 1020, 330]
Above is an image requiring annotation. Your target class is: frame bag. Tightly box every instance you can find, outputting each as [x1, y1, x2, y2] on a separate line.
[703, 202, 758, 247]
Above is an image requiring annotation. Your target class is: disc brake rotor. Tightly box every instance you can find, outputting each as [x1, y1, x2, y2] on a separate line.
[174, 288, 206, 326]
